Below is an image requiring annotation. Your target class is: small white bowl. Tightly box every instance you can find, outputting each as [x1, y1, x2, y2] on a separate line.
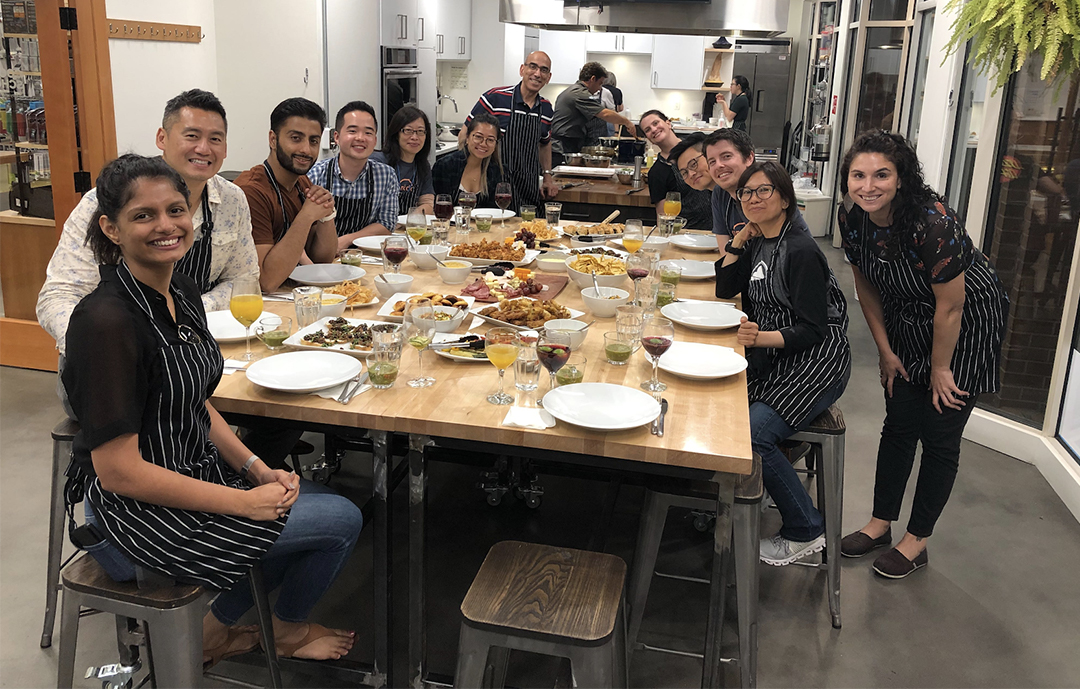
[437, 259, 474, 284]
[581, 287, 630, 318]
[409, 244, 451, 270]
[542, 318, 590, 349]
[432, 305, 469, 333]
[374, 273, 415, 299]
[565, 256, 629, 289]
[319, 294, 348, 318]
[642, 236, 671, 253]
[536, 251, 570, 273]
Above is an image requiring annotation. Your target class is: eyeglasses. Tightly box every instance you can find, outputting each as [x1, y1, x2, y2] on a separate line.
[523, 62, 551, 76]
[677, 154, 705, 179]
[469, 133, 498, 147]
[401, 127, 427, 139]
[178, 324, 203, 345]
[736, 184, 777, 202]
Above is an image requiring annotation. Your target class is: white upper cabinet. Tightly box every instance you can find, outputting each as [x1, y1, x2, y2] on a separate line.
[381, 0, 419, 48]
[539, 30, 587, 84]
[585, 32, 653, 54]
[650, 35, 705, 90]
[433, 0, 471, 60]
[417, 0, 438, 50]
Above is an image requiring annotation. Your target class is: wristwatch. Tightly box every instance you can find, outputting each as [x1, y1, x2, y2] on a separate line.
[318, 209, 337, 223]
[725, 239, 746, 255]
[240, 454, 259, 477]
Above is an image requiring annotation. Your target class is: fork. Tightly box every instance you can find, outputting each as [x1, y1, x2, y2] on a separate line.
[650, 391, 663, 435]
[336, 370, 366, 403]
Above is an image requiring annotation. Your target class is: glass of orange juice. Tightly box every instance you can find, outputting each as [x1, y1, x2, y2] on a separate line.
[485, 327, 520, 405]
[230, 276, 263, 361]
[623, 219, 644, 253]
[663, 191, 682, 217]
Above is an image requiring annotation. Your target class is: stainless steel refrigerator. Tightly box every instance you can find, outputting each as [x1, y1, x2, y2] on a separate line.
[731, 39, 793, 158]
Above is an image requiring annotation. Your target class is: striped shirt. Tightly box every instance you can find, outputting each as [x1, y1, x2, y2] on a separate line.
[307, 155, 398, 230]
[465, 83, 553, 145]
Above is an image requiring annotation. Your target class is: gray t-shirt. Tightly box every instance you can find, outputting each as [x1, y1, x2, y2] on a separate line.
[371, 151, 434, 199]
[551, 81, 604, 145]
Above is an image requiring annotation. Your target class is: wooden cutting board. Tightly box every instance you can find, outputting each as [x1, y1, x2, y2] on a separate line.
[467, 273, 570, 303]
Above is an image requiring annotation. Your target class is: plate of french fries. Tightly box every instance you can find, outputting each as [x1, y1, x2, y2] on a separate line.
[323, 280, 379, 308]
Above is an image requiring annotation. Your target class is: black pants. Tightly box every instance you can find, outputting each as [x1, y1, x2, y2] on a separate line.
[872, 378, 978, 538]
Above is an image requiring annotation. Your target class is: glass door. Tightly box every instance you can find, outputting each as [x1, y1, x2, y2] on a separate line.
[905, 9, 934, 146]
[944, 53, 989, 221]
[1059, 300, 1080, 461]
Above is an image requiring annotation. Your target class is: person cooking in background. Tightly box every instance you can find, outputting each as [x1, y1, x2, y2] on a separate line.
[639, 110, 712, 230]
[433, 113, 507, 208]
[716, 75, 751, 132]
[462, 51, 558, 208]
[585, 82, 618, 143]
[550, 62, 637, 165]
[371, 106, 435, 216]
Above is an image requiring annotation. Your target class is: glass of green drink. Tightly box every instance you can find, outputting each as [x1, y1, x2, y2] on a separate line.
[603, 332, 634, 366]
[255, 316, 292, 351]
[555, 353, 587, 385]
[370, 330, 403, 389]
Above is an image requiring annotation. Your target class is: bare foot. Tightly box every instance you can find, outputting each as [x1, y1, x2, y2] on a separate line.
[859, 517, 891, 540]
[273, 621, 355, 660]
[894, 533, 927, 561]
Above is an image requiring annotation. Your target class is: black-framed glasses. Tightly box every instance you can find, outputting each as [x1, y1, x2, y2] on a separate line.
[736, 184, 776, 202]
[469, 133, 498, 147]
[178, 324, 203, 345]
[524, 62, 551, 76]
[677, 154, 705, 179]
[401, 127, 427, 139]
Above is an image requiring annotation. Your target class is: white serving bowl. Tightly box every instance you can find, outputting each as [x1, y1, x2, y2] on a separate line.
[536, 251, 570, 273]
[565, 256, 629, 289]
[374, 273, 415, 299]
[437, 259, 474, 284]
[642, 236, 671, 253]
[580, 287, 630, 318]
[432, 305, 469, 333]
[408, 244, 451, 270]
[542, 318, 591, 350]
[319, 293, 348, 318]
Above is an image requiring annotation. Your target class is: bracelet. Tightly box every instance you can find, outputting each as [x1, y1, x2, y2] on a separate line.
[240, 454, 259, 477]
[725, 239, 746, 255]
[318, 209, 337, 223]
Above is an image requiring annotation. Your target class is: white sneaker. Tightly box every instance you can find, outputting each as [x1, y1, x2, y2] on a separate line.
[759, 533, 826, 566]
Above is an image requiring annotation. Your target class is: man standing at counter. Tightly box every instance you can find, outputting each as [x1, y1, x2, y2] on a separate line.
[464, 51, 558, 207]
[640, 110, 713, 230]
[550, 62, 637, 163]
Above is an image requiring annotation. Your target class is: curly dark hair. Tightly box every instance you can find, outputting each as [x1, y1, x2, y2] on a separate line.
[839, 130, 942, 232]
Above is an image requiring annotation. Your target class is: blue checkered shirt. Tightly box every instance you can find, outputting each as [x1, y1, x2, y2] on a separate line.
[307, 155, 399, 229]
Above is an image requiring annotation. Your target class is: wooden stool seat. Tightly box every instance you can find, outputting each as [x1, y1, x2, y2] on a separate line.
[804, 404, 845, 435]
[461, 541, 625, 642]
[61, 555, 203, 610]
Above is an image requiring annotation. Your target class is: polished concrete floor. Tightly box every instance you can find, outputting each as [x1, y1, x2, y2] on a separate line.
[3, 240, 1080, 688]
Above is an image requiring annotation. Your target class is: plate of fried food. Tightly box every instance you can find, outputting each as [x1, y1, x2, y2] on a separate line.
[562, 223, 624, 237]
[322, 280, 379, 308]
[471, 298, 583, 330]
[283, 317, 399, 359]
[566, 253, 629, 288]
[517, 219, 563, 241]
[376, 292, 474, 322]
[449, 239, 540, 266]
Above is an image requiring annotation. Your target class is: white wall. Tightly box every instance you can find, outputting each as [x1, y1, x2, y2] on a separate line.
[106, 0, 219, 156]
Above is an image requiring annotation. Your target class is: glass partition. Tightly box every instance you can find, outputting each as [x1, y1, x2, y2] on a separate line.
[905, 9, 934, 146]
[854, 27, 907, 134]
[1059, 300, 1080, 461]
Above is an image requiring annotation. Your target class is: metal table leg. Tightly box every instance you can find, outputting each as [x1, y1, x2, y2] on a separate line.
[371, 431, 393, 688]
[409, 434, 433, 688]
[701, 473, 737, 689]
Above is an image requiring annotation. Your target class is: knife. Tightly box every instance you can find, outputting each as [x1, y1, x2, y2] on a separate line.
[341, 371, 370, 404]
[657, 398, 668, 437]
[626, 186, 648, 195]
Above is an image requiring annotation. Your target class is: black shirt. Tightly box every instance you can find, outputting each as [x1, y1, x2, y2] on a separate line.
[729, 93, 750, 131]
[648, 154, 713, 230]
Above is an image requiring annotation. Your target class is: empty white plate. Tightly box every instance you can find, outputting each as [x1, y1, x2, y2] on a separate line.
[471, 208, 516, 219]
[245, 351, 362, 393]
[670, 234, 719, 252]
[661, 301, 746, 330]
[659, 259, 716, 280]
[541, 383, 661, 431]
[659, 341, 747, 380]
[289, 264, 367, 287]
[205, 310, 268, 343]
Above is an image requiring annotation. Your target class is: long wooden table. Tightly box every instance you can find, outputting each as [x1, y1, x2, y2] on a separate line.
[211, 231, 751, 688]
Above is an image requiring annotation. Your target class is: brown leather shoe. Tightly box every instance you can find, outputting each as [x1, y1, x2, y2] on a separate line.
[840, 527, 892, 557]
[872, 547, 928, 579]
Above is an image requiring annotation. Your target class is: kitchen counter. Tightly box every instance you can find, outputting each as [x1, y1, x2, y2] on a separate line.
[435, 140, 458, 158]
[553, 177, 654, 208]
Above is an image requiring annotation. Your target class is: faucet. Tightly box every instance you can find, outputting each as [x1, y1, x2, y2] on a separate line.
[438, 94, 458, 113]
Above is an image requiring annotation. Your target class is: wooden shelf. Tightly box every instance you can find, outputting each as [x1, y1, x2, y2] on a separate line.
[3, 33, 38, 39]
[702, 86, 730, 92]
[704, 48, 735, 53]
[13, 142, 50, 149]
[31, 180, 50, 188]
[8, 70, 42, 76]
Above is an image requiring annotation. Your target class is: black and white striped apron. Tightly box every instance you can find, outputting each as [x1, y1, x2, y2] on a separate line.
[86, 262, 285, 589]
[327, 157, 376, 237]
[503, 103, 543, 208]
[173, 191, 213, 292]
[263, 160, 305, 244]
[745, 226, 851, 427]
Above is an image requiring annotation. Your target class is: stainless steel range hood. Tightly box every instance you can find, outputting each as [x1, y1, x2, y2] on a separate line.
[499, 0, 788, 38]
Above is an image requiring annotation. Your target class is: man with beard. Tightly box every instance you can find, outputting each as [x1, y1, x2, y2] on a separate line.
[235, 97, 338, 292]
[639, 110, 713, 230]
[307, 101, 397, 250]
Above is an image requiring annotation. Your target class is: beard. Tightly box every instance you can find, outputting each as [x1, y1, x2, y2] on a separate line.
[275, 143, 314, 175]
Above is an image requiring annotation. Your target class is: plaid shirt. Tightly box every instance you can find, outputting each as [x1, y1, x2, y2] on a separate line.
[307, 155, 399, 229]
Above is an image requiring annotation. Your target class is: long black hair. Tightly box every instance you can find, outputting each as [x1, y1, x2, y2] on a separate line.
[839, 130, 942, 232]
[461, 113, 505, 196]
[86, 154, 190, 265]
[383, 106, 432, 186]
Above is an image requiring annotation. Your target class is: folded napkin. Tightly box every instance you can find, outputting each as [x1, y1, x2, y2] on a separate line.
[502, 406, 556, 430]
[221, 358, 251, 375]
[469, 315, 485, 331]
[312, 382, 372, 403]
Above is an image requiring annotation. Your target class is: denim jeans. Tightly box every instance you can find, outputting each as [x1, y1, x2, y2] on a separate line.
[752, 374, 848, 543]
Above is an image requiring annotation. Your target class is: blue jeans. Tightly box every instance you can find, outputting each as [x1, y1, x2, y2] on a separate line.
[752, 374, 848, 543]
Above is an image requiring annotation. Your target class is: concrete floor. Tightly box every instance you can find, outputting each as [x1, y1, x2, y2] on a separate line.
[3, 240, 1079, 688]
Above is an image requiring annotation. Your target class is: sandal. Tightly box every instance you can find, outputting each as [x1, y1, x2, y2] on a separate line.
[272, 623, 350, 659]
[203, 626, 260, 671]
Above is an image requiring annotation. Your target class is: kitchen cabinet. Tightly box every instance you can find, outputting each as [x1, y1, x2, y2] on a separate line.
[434, 0, 471, 60]
[381, 0, 419, 48]
[585, 32, 653, 54]
[539, 30, 587, 84]
[650, 35, 705, 90]
[417, 0, 438, 50]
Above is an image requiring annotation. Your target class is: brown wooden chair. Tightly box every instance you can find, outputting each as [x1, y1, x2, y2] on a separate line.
[453, 541, 628, 688]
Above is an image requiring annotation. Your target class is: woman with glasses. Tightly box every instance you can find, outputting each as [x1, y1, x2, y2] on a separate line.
[432, 112, 507, 207]
[64, 154, 363, 665]
[372, 106, 434, 215]
[716, 75, 751, 132]
[716, 160, 851, 567]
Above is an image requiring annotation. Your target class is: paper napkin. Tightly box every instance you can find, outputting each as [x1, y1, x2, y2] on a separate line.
[502, 407, 556, 430]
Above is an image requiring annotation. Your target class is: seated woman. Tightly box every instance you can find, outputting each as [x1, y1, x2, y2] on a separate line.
[715, 161, 851, 565]
[432, 112, 506, 207]
[63, 154, 363, 666]
[371, 105, 434, 215]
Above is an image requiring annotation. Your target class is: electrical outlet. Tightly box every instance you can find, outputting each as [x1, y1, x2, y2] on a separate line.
[673, 101, 681, 111]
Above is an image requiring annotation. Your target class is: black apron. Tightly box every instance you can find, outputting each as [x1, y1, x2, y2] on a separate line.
[173, 191, 213, 292]
[503, 99, 544, 208]
[326, 157, 376, 237]
[262, 160, 306, 244]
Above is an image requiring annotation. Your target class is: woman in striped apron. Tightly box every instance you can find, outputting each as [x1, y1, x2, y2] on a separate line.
[63, 155, 363, 664]
[837, 131, 1007, 578]
[716, 161, 851, 567]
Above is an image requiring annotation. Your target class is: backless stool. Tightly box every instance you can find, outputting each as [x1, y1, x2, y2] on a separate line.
[42, 417, 79, 649]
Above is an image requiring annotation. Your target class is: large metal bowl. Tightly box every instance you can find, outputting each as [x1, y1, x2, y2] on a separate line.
[583, 155, 611, 168]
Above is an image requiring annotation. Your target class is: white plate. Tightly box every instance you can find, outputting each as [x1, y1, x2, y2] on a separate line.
[431, 333, 489, 362]
[447, 248, 540, 267]
[205, 310, 268, 343]
[245, 350, 362, 393]
[471, 208, 516, 220]
[376, 293, 476, 323]
[289, 264, 367, 287]
[658, 341, 748, 380]
[283, 316, 396, 359]
[541, 383, 661, 431]
[551, 165, 617, 178]
[352, 236, 389, 253]
[469, 300, 585, 329]
[661, 301, 746, 330]
[659, 259, 716, 280]
[670, 234, 720, 252]
[397, 213, 437, 225]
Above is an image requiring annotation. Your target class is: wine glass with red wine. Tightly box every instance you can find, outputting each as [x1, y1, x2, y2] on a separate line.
[536, 330, 571, 405]
[382, 236, 410, 274]
[495, 182, 512, 228]
[434, 194, 454, 221]
[640, 317, 674, 392]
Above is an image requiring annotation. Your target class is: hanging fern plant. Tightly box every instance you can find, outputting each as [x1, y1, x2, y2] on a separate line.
[943, 0, 1080, 91]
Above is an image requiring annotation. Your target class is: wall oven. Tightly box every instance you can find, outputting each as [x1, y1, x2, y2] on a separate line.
[381, 47, 421, 128]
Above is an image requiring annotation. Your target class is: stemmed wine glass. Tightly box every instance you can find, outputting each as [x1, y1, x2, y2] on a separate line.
[641, 317, 674, 392]
[434, 194, 454, 222]
[495, 182, 513, 229]
[536, 330, 571, 405]
[458, 190, 478, 230]
[382, 235, 409, 274]
[230, 276, 263, 361]
[404, 298, 437, 388]
[485, 327, 520, 404]
[627, 252, 652, 303]
[664, 191, 682, 217]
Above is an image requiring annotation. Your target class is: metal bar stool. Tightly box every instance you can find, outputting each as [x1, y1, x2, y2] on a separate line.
[625, 454, 763, 688]
[42, 417, 79, 649]
[453, 541, 628, 688]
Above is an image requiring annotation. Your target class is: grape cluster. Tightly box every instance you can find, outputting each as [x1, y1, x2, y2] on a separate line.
[514, 229, 537, 249]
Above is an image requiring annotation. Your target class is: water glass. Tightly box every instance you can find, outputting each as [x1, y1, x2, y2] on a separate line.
[254, 316, 292, 351]
[636, 277, 660, 313]
[432, 221, 450, 246]
[657, 282, 677, 308]
[603, 331, 634, 366]
[293, 286, 323, 328]
[370, 330, 403, 389]
[656, 214, 675, 238]
[545, 202, 562, 226]
[555, 353, 587, 386]
[514, 341, 540, 392]
[616, 305, 646, 353]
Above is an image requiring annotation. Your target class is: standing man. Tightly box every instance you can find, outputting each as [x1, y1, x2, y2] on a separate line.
[235, 97, 338, 293]
[463, 51, 558, 207]
[550, 62, 637, 162]
[639, 110, 713, 230]
[308, 101, 397, 250]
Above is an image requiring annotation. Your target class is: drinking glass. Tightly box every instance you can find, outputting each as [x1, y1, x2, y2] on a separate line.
[627, 252, 652, 301]
[603, 331, 634, 366]
[370, 330, 403, 389]
[406, 206, 428, 244]
[641, 317, 674, 392]
[254, 316, 291, 351]
[555, 353, 587, 386]
[474, 213, 492, 233]
[459, 191, 478, 214]
[616, 305, 646, 354]
[664, 191, 682, 217]
[656, 214, 675, 238]
[229, 277, 263, 361]
[636, 276, 660, 313]
[660, 263, 682, 286]
[434, 194, 454, 222]
[339, 248, 364, 266]
[545, 202, 562, 226]
[623, 220, 644, 253]
[537, 330, 571, 402]
[656, 282, 677, 308]
[432, 222, 450, 246]
[514, 333, 540, 392]
[672, 216, 687, 234]
[520, 204, 536, 222]
[404, 298, 436, 388]
[292, 285, 322, 328]
[485, 327, 520, 405]
[494, 182, 513, 228]
[382, 236, 410, 273]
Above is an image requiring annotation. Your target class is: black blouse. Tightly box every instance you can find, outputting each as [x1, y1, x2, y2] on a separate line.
[431, 149, 506, 208]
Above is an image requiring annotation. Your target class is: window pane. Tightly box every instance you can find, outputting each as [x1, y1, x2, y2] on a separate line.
[818, 1, 837, 32]
[945, 58, 989, 222]
[855, 27, 906, 134]
[869, 0, 909, 20]
[906, 9, 935, 146]
[979, 64, 1080, 426]
[1058, 301, 1080, 462]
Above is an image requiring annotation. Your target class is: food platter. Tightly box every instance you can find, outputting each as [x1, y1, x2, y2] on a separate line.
[245, 351, 363, 393]
[468, 298, 584, 330]
[540, 383, 661, 431]
[448, 249, 541, 267]
[289, 264, 367, 287]
[282, 316, 395, 359]
[376, 293, 475, 322]
[431, 333, 489, 362]
[658, 341, 747, 380]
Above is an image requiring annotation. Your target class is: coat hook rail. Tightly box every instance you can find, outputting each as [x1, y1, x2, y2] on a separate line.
[106, 19, 203, 44]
